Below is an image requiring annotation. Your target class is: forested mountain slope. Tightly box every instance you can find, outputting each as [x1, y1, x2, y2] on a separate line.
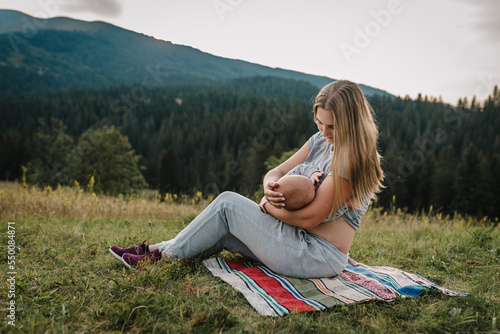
[1, 78, 498, 217]
[1, 10, 498, 218]
[0, 9, 390, 97]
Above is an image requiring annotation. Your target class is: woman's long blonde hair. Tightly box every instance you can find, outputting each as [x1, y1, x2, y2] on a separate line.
[313, 80, 384, 211]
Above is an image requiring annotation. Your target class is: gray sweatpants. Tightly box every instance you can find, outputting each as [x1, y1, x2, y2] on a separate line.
[154, 191, 347, 278]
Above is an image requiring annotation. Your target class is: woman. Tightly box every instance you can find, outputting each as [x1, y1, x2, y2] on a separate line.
[110, 80, 384, 279]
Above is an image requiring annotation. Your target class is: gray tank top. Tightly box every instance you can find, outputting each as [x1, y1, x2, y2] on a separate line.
[304, 131, 370, 230]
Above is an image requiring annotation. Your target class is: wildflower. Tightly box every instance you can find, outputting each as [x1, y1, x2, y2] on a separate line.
[21, 166, 27, 188]
[92, 192, 98, 202]
[87, 176, 95, 192]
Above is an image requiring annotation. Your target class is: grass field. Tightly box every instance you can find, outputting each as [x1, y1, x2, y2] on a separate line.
[1, 181, 499, 333]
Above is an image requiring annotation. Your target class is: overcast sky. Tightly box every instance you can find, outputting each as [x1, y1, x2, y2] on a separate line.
[2, 0, 499, 105]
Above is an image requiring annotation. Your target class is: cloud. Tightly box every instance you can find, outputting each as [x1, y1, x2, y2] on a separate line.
[452, 0, 500, 45]
[473, 1, 500, 45]
[60, 0, 124, 18]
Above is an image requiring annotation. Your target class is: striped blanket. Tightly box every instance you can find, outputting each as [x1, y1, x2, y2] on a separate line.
[202, 257, 466, 316]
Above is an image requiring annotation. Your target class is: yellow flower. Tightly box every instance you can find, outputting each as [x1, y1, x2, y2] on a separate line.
[87, 176, 95, 191]
[21, 165, 28, 188]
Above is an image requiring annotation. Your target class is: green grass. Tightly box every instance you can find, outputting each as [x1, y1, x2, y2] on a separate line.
[0, 182, 499, 333]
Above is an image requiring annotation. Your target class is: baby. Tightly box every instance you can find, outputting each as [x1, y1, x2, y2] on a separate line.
[260, 164, 326, 212]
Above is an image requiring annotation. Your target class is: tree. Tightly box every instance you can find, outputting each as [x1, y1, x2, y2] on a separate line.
[27, 118, 75, 187]
[430, 145, 457, 213]
[158, 146, 182, 197]
[478, 154, 500, 217]
[67, 126, 147, 195]
[455, 143, 480, 215]
[416, 155, 436, 210]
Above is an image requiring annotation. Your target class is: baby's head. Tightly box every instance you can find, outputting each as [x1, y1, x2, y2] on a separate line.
[276, 175, 316, 211]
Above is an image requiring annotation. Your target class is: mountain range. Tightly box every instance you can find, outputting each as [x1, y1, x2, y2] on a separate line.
[0, 9, 391, 97]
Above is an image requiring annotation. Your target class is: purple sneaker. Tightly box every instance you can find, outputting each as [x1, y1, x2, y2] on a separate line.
[109, 240, 149, 262]
[121, 249, 162, 269]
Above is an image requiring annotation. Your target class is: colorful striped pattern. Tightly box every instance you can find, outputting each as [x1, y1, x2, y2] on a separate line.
[203, 257, 467, 316]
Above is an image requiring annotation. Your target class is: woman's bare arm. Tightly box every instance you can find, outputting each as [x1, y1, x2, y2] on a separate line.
[262, 142, 311, 208]
[264, 176, 352, 229]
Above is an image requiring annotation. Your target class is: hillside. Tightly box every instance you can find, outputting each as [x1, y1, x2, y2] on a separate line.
[1, 81, 499, 217]
[0, 9, 391, 97]
[0, 180, 497, 333]
[1, 11, 498, 218]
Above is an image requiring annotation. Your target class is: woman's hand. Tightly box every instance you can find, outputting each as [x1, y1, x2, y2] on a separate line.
[261, 141, 311, 209]
[264, 181, 285, 208]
